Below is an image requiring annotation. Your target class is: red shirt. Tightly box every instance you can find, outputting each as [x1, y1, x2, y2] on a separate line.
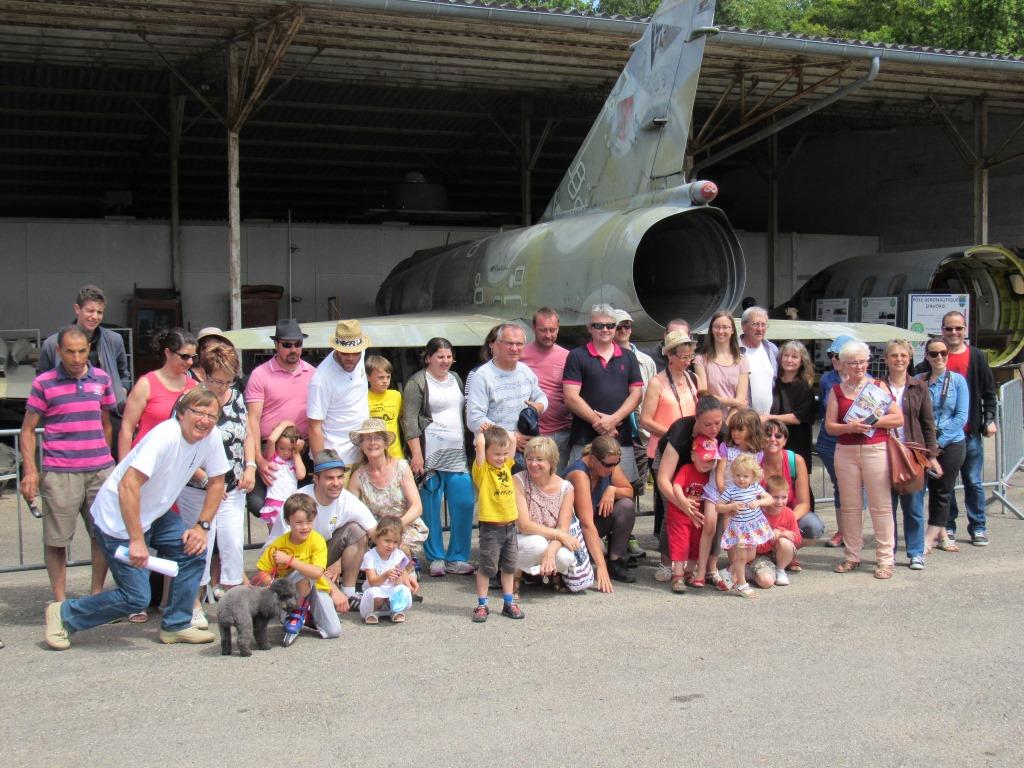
[756, 505, 803, 555]
[946, 347, 969, 378]
[833, 383, 888, 446]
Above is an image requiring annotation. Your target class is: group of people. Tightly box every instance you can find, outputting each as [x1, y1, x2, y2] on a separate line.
[22, 285, 998, 650]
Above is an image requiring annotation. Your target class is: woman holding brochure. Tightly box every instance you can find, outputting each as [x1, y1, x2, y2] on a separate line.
[825, 340, 904, 579]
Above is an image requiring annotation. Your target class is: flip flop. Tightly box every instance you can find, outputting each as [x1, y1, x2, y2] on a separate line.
[364, 614, 379, 625]
[128, 611, 149, 624]
[391, 613, 406, 623]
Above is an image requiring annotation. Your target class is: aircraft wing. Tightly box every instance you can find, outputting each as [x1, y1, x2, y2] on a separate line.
[221, 312, 509, 351]
[748, 319, 931, 343]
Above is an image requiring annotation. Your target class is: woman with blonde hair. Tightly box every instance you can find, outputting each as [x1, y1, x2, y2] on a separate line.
[769, 340, 815, 471]
[825, 340, 903, 579]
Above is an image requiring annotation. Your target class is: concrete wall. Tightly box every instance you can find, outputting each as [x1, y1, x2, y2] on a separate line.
[0, 220, 493, 335]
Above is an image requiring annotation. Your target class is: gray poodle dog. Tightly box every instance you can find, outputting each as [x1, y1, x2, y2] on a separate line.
[218, 578, 298, 657]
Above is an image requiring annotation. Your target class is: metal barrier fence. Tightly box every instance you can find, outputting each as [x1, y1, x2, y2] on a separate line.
[993, 378, 1024, 519]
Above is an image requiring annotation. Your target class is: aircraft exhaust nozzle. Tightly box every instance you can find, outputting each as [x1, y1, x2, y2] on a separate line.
[690, 180, 718, 204]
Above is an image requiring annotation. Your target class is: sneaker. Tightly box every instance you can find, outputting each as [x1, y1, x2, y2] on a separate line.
[44, 601, 70, 650]
[444, 560, 476, 575]
[283, 602, 307, 637]
[347, 593, 363, 612]
[971, 531, 989, 547]
[608, 558, 636, 583]
[627, 536, 646, 558]
[909, 555, 926, 570]
[946, 530, 957, 544]
[774, 568, 790, 586]
[501, 601, 525, 620]
[429, 560, 446, 578]
[159, 626, 216, 644]
[472, 604, 489, 623]
[824, 532, 844, 548]
[191, 606, 209, 630]
[653, 563, 674, 582]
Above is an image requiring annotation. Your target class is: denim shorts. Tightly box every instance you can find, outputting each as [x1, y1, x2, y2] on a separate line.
[477, 522, 518, 577]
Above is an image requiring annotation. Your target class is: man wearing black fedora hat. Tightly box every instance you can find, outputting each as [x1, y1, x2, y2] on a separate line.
[244, 318, 315, 516]
[307, 319, 371, 465]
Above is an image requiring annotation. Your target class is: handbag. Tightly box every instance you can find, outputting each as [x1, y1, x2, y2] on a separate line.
[562, 515, 595, 593]
[887, 431, 929, 495]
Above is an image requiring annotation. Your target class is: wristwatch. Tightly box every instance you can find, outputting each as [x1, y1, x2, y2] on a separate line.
[196, 520, 211, 531]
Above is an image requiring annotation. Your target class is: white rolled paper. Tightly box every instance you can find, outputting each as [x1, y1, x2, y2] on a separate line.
[114, 546, 180, 578]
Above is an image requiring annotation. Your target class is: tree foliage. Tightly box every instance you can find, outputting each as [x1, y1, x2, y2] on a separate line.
[555, 0, 1024, 55]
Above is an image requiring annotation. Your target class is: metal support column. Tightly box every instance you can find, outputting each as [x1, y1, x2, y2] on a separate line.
[973, 97, 989, 244]
[169, 88, 185, 295]
[767, 129, 779, 307]
[520, 97, 532, 226]
[227, 44, 243, 330]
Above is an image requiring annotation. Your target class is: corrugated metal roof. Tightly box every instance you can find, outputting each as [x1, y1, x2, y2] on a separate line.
[0, 0, 1022, 222]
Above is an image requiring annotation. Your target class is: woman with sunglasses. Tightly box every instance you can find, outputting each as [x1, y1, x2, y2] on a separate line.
[116, 327, 198, 622]
[640, 330, 705, 582]
[883, 339, 940, 570]
[118, 328, 198, 459]
[760, 420, 817, 540]
[825, 340, 903, 579]
[919, 337, 970, 556]
[564, 435, 637, 588]
[695, 310, 749, 414]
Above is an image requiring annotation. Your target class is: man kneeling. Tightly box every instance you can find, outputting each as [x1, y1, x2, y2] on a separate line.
[751, 475, 803, 589]
[44, 388, 229, 650]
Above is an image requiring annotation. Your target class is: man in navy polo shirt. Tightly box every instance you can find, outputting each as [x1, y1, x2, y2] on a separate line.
[563, 304, 644, 482]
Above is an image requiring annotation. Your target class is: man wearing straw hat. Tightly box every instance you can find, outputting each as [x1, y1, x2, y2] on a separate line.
[307, 319, 371, 464]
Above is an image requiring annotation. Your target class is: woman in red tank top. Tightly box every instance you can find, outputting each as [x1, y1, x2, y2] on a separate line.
[824, 339, 903, 579]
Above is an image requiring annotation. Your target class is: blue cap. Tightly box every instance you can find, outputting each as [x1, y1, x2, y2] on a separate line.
[827, 335, 855, 354]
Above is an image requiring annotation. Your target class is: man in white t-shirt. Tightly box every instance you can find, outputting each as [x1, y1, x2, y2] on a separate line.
[44, 388, 231, 650]
[738, 306, 779, 416]
[267, 449, 377, 607]
[307, 319, 371, 464]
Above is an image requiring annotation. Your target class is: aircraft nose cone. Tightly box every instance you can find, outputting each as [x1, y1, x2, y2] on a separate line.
[691, 181, 718, 204]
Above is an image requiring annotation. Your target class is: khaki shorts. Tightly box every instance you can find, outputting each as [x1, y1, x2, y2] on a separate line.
[41, 467, 112, 547]
[326, 521, 370, 565]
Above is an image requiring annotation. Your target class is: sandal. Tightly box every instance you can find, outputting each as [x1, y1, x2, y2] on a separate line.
[707, 571, 728, 591]
[936, 537, 960, 553]
[688, 576, 706, 588]
[834, 560, 860, 574]
[874, 564, 895, 580]
[390, 613, 406, 623]
[364, 614, 379, 624]
[671, 576, 686, 594]
[731, 582, 756, 599]
[128, 611, 149, 624]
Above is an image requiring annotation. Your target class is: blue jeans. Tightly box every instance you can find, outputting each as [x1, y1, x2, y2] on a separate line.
[816, 437, 840, 509]
[419, 470, 474, 564]
[891, 489, 926, 558]
[61, 511, 205, 633]
[947, 433, 987, 535]
[798, 511, 825, 540]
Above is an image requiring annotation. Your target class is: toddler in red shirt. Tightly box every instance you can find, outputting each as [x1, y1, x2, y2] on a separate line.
[751, 474, 803, 588]
[664, 437, 718, 593]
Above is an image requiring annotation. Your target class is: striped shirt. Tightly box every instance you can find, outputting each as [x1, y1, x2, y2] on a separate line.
[26, 363, 115, 473]
[720, 482, 767, 524]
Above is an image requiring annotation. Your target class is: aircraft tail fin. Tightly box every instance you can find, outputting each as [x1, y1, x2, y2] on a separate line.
[541, 0, 716, 220]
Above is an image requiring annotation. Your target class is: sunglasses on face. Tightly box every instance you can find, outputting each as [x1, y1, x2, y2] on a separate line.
[927, 349, 949, 358]
[600, 458, 621, 468]
[616, 322, 632, 330]
[591, 322, 616, 331]
[175, 352, 197, 363]
[279, 341, 302, 349]
[943, 326, 965, 332]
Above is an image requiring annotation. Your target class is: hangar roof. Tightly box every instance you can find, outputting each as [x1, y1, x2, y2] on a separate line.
[1, 0, 1023, 221]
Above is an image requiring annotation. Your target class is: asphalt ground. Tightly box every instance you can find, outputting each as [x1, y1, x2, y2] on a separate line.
[2, 476, 1023, 767]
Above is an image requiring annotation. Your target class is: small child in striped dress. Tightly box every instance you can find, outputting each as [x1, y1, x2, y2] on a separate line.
[716, 453, 773, 599]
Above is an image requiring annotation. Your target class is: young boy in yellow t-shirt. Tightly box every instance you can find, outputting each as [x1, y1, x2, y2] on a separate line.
[254, 494, 345, 639]
[470, 425, 523, 623]
[366, 355, 404, 459]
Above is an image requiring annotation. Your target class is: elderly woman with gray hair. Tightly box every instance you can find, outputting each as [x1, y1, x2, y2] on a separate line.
[825, 339, 903, 579]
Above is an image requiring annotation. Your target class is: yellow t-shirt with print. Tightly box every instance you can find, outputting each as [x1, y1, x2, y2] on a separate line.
[256, 530, 331, 592]
[368, 389, 404, 459]
[471, 457, 517, 524]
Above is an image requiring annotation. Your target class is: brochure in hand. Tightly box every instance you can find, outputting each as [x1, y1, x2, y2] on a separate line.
[842, 381, 893, 438]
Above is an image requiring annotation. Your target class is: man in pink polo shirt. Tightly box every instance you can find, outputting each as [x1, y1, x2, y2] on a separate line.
[244, 318, 315, 515]
[21, 326, 116, 601]
[519, 307, 573, 474]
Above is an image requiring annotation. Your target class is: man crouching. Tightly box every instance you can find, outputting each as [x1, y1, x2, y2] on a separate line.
[44, 388, 230, 650]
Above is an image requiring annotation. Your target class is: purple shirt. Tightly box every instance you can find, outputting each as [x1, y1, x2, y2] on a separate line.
[26, 363, 115, 472]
